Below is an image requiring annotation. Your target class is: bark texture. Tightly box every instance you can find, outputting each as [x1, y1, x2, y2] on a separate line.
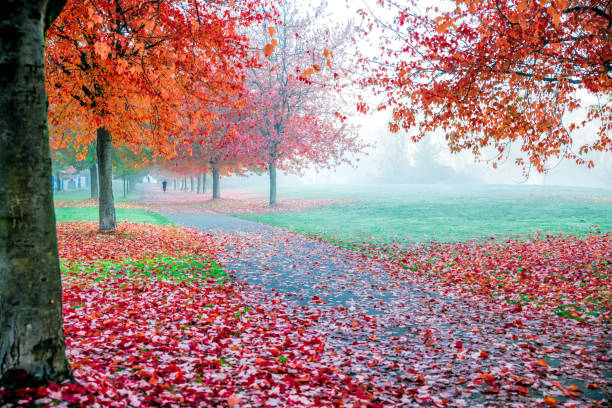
[0, 0, 72, 388]
[212, 167, 220, 200]
[96, 128, 116, 231]
[269, 163, 277, 206]
[201, 172, 206, 194]
[196, 174, 201, 194]
[89, 164, 98, 199]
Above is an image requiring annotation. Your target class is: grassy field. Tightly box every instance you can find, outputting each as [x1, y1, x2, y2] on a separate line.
[56, 207, 172, 225]
[236, 184, 612, 243]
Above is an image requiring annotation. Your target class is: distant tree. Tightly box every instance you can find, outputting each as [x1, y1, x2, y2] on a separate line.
[51, 138, 98, 197]
[360, 0, 611, 174]
[244, 1, 366, 205]
[0, 0, 72, 388]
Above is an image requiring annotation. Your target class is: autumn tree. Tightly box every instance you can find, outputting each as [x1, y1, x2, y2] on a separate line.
[46, 0, 262, 230]
[183, 97, 259, 199]
[0, 0, 72, 387]
[246, 1, 365, 205]
[51, 138, 99, 198]
[359, 0, 611, 173]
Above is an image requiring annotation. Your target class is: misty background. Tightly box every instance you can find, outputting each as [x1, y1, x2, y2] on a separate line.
[220, 1, 611, 191]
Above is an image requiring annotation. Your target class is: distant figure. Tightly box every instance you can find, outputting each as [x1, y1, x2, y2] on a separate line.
[162, 180, 167, 192]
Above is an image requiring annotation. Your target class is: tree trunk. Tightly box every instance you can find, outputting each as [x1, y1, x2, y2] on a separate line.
[77, 176, 81, 189]
[54, 171, 61, 191]
[202, 172, 206, 194]
[269, 163, 277, 206]
[0, 0, 72, 388]
[90, 164, 98, 199]
[96, 128, 116, 231]
[212, 167, 220, 199]
[122, 177, 126, 198]
[173, 178, 176, 190]
[196, 174, 201, 194]
[190, 175, 194, 192]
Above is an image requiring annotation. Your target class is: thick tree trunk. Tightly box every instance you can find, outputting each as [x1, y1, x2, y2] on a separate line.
[190, 175, 194, 192]
[212, 167, 220, 199]
[202, 172, 206, 194]
[90, 164, 98, 199]
[96, 128, 116, 231]
[196, 174, 201, 194]
[269, 163, 277, 206]
[0, 0, 72, 388]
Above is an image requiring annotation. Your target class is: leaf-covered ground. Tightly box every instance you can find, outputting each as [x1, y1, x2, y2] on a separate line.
[2, 191, 610, 406]
[164, 212, 611, 407]
[0, 223, 377, 407]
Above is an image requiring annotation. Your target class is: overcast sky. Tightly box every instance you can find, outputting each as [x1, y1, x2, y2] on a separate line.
[276, 1, 612, 189]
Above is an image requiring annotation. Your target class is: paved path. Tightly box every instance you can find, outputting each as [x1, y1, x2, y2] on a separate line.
[162, 211, 610, 406]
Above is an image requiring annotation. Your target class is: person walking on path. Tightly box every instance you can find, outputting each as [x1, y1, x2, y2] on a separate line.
[162, 180, 167, 192]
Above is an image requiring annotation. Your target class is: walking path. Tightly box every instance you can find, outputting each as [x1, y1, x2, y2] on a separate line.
[160, 209, 610, 406]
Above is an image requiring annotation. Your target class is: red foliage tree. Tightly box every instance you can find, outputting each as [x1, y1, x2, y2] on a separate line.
[46, 0, 263, 229]
[360, 0, 610, 173]
[245, 2, 366, 205]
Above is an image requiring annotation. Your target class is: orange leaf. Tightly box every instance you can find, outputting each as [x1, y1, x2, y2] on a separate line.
[263, 43, 275, 57]
[536, 359, 549, 367]
[479, 373, 495, 382]
[227, 394, 241, 406]
[544, 396, 557, 406]
[268, 26, 276, 36]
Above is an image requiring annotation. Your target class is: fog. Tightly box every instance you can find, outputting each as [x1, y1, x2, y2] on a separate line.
[222, 98, 611, 190]
[251, 0, 611, 191]
[221, 0, 611, 191]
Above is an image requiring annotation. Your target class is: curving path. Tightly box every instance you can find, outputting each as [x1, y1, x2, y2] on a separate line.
[161, 210, 610, 406]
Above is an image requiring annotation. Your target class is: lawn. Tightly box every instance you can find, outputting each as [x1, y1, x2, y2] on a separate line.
[236, 184, 612, 243]
[56, 207, 172, 225]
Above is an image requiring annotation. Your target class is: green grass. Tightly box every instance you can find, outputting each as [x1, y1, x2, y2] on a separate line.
[62, 255, 228, 286]
[56, 207, 172, 225]
[236, 184, 612, 243]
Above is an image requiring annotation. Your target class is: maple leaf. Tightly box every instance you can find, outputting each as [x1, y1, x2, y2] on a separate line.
[263, 43, 276, 57]
[93, 41, 111, 61]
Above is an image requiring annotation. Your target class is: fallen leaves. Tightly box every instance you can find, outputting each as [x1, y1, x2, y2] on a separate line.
[0, 222, 377, 406]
